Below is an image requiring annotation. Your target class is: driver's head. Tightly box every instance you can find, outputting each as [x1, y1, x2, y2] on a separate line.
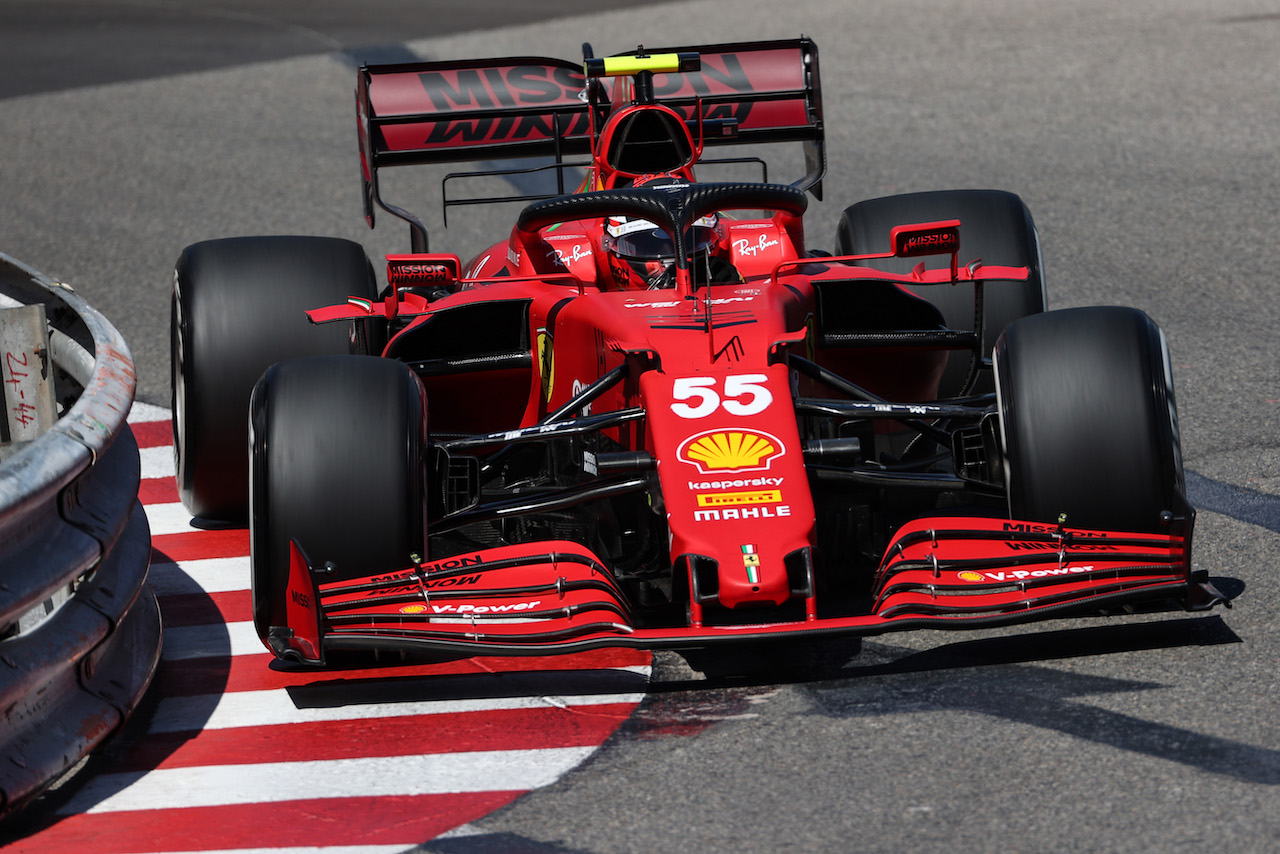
[601, 174, 723, 290]
[602, 214, 720, 290]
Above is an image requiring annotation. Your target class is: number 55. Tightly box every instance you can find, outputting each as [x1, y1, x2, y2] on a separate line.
[671, 374, 773, 419]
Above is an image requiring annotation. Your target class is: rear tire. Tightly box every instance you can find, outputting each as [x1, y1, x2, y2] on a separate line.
[171, 236, 377, 522]
[249, 355, 428, 642]
[835, 189, 1046, 397]
[995, 306, 1184, 533]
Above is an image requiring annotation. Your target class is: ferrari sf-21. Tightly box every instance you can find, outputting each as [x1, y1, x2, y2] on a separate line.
[170, 39, 1226, 667]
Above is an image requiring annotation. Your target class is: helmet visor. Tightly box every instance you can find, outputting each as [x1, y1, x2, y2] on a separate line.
[606, 216, 719, 263]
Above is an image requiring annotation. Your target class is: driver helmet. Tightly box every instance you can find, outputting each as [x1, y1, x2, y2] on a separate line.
[601, 174, 724, 290]
[603, 213, 721, 290]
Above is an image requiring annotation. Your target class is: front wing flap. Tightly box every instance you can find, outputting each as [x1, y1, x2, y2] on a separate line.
[869, 516, 1200, 620]
[270, 517, 1216, 663]
[303, 541, 634, 660]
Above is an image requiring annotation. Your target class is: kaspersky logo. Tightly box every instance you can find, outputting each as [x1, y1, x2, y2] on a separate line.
[677, 429, 784, 474]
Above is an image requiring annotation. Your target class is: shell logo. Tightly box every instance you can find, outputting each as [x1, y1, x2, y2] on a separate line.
[677, 429, 785, 474]
[958, 571, 986, 583]
[399, 604, 429, 614]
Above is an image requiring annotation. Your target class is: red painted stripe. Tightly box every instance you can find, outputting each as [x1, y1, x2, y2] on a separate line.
[129, 419, 172, 449]
[4, 792, 518, 853]
[152, 644, 650, 697]
[158, 589, 250, 627]
[151, 528, 250, 563]
[115, 703, 638, 772]
[151, 655, 241, 698]
[138, 476, 178, 506]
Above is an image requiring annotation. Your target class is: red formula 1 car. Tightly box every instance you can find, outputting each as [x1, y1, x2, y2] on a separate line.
[170, 39, 1225, 667]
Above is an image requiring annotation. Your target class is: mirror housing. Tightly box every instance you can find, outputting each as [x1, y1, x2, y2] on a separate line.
[890, 220, 961, 258]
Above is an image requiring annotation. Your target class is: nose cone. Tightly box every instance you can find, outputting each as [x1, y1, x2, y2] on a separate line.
[642, 370, 816, 614]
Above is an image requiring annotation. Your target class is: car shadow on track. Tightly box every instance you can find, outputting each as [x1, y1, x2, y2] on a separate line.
[281, 664, 649, 708]
[1187, 470, 1280, 534]
[634, 614, 1280, 786]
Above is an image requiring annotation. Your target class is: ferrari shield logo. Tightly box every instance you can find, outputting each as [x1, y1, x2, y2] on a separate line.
[742, 544, 760, 583]
[536, 328, 554, 402]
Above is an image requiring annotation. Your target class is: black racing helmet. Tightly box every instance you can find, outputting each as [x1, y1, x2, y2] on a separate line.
[601, 174, 728, 290]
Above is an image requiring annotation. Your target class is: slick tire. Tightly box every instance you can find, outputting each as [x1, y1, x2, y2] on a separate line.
[995, 306, 1185, 534]
[249, 355, 428, 642]
[171, 235, 378, 522]
[835, 189, 1046, 397]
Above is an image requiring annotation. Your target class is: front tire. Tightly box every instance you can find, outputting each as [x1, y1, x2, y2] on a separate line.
[835, 189, 1046, 397]
[171, 235, 378, 522]
[995, 306, 1184, 533]
[248, 355, 428, 643]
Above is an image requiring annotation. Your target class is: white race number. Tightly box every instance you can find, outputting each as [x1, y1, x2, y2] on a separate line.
[671, 374, 773, 419]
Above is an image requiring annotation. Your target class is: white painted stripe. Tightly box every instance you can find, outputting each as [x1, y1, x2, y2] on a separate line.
[148, 557, 251, 596]
[144, 501, 198, 537]
[149, 687, 649, 734]
[128, 401, 171, 423]
[140, 444, 175, 480]
[62, 746, 596, 814]
[161, 620, 261, 661]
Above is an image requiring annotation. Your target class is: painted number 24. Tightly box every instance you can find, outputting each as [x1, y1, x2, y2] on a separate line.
[671, 374, 773, 419]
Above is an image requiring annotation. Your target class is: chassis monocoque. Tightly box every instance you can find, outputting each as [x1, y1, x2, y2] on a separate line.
[170, 39, 1225, 667]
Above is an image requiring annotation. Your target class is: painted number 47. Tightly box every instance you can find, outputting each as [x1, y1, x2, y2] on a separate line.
[671, 374, 773, 419]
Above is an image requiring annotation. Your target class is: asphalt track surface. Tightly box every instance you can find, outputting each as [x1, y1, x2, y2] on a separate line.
[2, 0, 1280, 851]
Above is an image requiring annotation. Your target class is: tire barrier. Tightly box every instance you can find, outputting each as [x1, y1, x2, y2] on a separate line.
[0, 252, 159, 819]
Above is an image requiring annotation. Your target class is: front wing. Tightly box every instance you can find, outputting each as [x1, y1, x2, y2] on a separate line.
[268, 516, 1223, 666]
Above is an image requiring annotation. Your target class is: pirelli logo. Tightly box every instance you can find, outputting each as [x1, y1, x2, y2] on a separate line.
[696, 489, 782, 508]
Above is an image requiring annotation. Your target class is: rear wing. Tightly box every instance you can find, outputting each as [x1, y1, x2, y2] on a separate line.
[356, 38, 824, 249]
